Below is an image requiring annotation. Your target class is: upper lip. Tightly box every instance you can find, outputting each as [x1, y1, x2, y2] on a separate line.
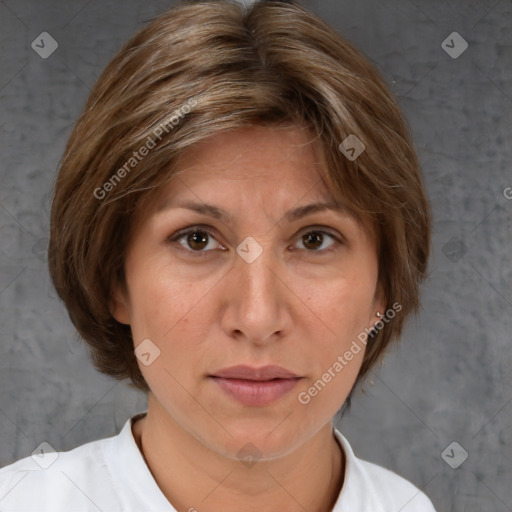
[210, 365, 300, 381]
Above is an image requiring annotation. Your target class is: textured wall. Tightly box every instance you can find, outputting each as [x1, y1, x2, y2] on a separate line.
[0, 1, 511, 511]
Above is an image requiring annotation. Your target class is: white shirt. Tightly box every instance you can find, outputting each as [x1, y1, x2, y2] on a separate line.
[0, 411, 436, 511]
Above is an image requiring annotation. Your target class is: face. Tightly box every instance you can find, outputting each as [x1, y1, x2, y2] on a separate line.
[112, 124, 384, 461]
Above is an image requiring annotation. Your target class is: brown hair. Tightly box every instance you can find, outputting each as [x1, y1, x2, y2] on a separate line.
[48, 0, 431, 393]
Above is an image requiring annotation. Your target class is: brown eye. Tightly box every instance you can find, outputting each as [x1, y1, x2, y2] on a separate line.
[296, 229, 339, 253]
[302, 232, 324, 250]
[186, 230, 209, 251]
[168, 226, 223, 256]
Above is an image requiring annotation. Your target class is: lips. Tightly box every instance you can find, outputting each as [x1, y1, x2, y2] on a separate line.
[209, 365, 302, 406]
[210, 364, 300, 381]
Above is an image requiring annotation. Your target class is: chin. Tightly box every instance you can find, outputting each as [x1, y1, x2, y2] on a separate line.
[220, 417, 312, 454]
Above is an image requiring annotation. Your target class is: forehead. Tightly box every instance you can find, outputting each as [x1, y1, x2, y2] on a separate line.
[153, 124, 333, 208]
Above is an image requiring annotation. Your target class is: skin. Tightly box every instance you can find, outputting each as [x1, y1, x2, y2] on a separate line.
[111, 124, 384, 512]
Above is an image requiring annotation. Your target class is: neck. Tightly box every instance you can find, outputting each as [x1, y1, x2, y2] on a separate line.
[132, 398, 345, 512]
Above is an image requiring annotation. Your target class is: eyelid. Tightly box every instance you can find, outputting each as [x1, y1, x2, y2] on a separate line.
[296, 225, 344, 242]
[169, 224, 218, 239]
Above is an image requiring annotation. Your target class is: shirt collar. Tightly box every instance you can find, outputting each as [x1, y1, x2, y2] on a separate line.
[107, 410, 175, 511]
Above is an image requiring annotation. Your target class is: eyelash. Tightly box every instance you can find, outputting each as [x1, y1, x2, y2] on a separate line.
[167, 224, 343, 257]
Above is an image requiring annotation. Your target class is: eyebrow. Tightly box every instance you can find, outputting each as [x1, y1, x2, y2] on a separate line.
[156, 199, 349, 224]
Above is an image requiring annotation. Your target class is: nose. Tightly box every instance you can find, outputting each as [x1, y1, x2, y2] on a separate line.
[219, 238, 293, 345]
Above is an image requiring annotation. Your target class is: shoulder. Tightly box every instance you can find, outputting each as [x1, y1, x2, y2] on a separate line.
[333, 429, 437, 512]
[353, 458, 436, 511]
[0, 433, 119, 512]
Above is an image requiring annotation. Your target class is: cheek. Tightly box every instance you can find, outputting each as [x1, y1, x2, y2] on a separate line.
[306, 274, 376, 341]
[126, 269, 222, 394]
[297, 281, 370, 413]
[128, 275, 206, 391]
[125, 260, 209, 340]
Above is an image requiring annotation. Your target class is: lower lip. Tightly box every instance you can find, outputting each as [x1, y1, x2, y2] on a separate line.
[210, 377, 301, 406]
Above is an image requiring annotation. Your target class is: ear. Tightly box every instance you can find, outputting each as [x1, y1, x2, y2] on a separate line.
[369, 282, 386, 328]
[109, 282, 131, 325]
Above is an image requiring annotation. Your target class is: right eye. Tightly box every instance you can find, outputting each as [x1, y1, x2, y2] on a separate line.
[167, 225, 225, 256]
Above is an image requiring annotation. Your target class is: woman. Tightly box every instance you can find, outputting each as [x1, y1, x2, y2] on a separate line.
[0, 1, 436, 510]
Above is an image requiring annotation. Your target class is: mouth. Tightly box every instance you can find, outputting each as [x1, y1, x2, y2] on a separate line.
[208, 365, 303, 406]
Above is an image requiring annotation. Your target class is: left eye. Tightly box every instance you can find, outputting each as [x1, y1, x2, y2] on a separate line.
[295, 230, 338, 252]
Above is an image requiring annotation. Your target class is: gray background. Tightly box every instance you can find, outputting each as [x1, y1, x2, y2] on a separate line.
[0, 0, 511, 511]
